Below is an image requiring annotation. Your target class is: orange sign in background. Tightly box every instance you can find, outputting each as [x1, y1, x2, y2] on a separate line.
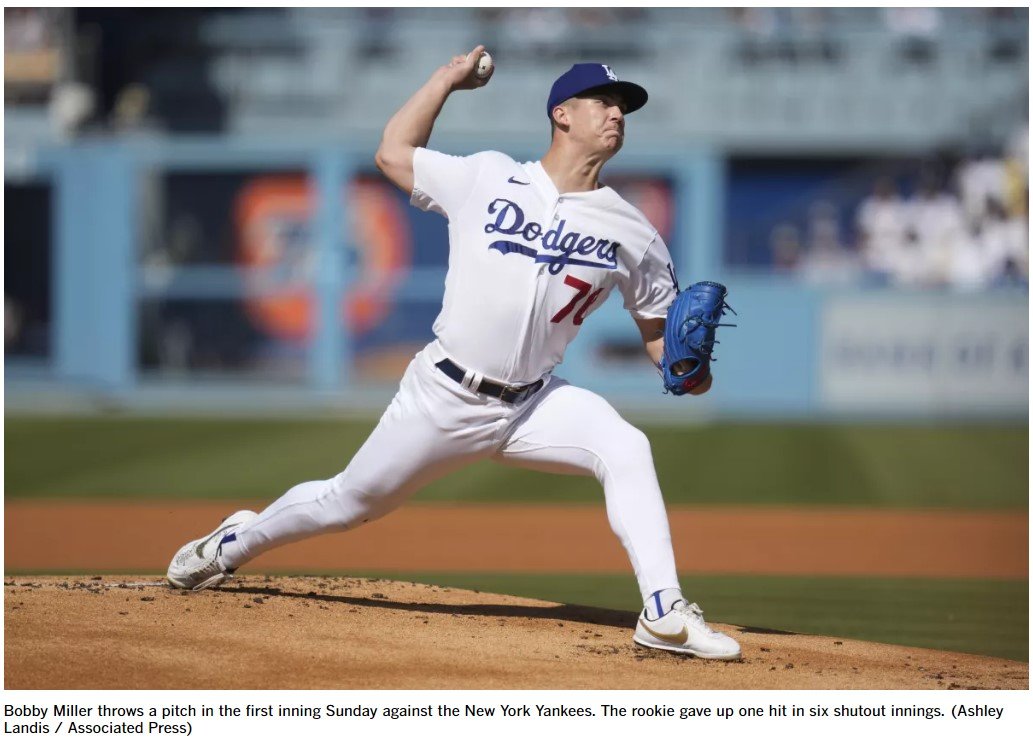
[234, 175, 413, 342]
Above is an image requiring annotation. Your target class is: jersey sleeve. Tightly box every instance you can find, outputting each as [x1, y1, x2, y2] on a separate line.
[619, 233, 678, 319]
[410, 147, 481, 218]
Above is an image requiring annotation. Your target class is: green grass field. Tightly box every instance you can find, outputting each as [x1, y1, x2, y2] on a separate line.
[4, 416, 1028, 508]
[4, 415, 1028, 661]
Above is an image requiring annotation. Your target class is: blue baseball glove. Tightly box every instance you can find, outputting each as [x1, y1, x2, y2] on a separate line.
[659, 281, 736, 395]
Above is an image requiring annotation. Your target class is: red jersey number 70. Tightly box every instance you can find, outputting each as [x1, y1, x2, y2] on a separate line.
[550, 275, 604, 326]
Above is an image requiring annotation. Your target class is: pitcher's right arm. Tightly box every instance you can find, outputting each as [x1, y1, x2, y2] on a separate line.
[375, 45, 492, 195]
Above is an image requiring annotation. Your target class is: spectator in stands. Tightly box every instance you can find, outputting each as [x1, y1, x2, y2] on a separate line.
[906, 172, 966, 286]
[956, 150, 1008, 229]
[855, 158, 1027, 291]
[981, 197, 1029, 287]
[948, 222, 993, 292]
[948, 197, 1028, 291]
[856, 177, 909, 281]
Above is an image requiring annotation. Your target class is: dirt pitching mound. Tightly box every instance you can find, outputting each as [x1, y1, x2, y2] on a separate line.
[4, 576, 1026, 690]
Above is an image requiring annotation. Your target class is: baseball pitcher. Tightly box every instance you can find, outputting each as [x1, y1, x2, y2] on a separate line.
[168, 47, 740, 661]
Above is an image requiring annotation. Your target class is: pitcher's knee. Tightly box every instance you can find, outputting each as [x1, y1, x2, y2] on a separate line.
[597, 426, 654, 474]
[322, 479, 401, 528]
[625, 427, 654, 464]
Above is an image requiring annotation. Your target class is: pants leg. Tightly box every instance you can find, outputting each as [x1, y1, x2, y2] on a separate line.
[495, 378, 680, 601]
[226, 353, 499, 567]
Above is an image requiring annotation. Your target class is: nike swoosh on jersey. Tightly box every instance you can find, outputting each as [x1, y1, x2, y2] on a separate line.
[638, 619, 688, 644]
[194, 523, 239, 558]
[508, 176, 531, 185]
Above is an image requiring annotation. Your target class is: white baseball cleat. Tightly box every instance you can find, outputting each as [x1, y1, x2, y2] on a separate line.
[633, 600, 742, 660]
[166, 510, 257, 591]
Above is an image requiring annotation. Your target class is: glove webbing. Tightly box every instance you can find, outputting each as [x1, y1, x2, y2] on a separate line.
[675, 291, 737, 363]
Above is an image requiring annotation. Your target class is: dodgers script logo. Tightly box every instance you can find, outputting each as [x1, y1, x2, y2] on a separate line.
[483, 198, 619, 274]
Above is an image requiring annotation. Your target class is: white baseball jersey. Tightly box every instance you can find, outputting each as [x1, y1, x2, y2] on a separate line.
[217, 146, 686, 611]
[411, 148, 677, 385]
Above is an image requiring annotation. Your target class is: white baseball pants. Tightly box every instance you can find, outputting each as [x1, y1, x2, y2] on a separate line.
[224, 345, 680, 600]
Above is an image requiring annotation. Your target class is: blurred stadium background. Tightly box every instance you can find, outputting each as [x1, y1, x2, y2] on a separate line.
[4, 7, 1029, 661]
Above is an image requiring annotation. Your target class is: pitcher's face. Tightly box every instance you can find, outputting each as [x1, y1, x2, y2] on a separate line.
[561, 91, 627, 157]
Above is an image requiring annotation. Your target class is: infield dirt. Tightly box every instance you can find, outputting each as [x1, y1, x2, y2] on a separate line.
[4, 503, 1028, 689]
[4, 576, 1028, 690]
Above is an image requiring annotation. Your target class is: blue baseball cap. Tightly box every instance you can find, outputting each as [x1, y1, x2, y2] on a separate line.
[546, 63, 648, 119]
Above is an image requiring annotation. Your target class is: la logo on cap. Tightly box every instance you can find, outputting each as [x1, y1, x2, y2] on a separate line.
[545, 63, 648, 117]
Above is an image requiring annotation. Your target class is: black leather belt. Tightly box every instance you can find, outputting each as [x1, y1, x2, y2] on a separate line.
[435, 358, 545, 404]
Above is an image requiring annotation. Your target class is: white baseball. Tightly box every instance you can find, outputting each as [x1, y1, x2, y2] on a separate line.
[474, 51, 493, 78]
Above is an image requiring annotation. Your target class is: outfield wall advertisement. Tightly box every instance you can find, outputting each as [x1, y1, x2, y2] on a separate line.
[819, 296, 1028, 415]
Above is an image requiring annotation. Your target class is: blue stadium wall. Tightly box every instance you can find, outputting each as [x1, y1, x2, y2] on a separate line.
[4, 138, 1027, 420]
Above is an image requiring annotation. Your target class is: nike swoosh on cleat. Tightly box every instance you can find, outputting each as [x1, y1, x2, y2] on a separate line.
[638, 619, 688, 644]
[194, 523, 238, 559]
[508, 176, 530, 185]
